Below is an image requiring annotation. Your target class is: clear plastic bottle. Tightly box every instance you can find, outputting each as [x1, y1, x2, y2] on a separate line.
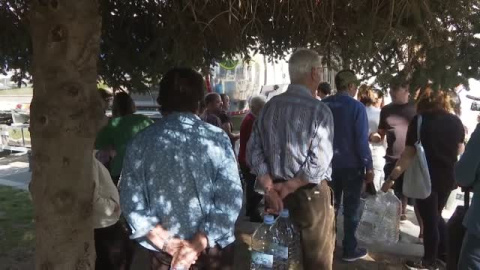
[251, 215, 276, 270]
[382, 191, 401, 244]
[272, 209, 302, 270]
[356, 191, 401, 244]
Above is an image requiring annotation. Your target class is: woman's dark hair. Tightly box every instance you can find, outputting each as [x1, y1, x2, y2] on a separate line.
[112, 92, 136, 117]
[157, 68, 206, 114]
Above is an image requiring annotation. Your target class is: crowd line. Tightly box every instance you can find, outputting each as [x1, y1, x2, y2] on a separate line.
[90, 49, 480, 270]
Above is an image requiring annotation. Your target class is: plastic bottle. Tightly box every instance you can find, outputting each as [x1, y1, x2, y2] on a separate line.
[356, 191, 401, 244]
[250, 215, 276, 270]
[272, 209, 302, 270]
[382, 191, 401, 244]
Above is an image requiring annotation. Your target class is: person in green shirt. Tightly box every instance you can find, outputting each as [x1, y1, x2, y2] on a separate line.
[96, 92, 153, 183]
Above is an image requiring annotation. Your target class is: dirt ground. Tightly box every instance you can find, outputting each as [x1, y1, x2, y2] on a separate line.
[0, 240, 417, 270]
[233, 233, 420, 270]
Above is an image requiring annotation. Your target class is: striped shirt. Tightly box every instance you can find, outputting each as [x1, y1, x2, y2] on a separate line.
[247, 84, 334, 184]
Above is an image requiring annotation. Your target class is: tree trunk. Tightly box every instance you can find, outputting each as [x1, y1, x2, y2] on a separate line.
[29, 0, 102, 269]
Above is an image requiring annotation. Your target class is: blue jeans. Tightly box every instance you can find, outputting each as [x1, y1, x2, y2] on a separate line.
[459, 232, 480, 269]
[331, 168, 364, 256]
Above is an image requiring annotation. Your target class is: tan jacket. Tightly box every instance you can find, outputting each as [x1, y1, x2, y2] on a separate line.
[93, 153, 121, 229]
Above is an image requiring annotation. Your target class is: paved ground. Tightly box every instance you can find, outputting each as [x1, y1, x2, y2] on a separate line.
[0, 152, 30, 191]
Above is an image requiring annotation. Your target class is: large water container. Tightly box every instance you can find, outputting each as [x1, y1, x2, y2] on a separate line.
[356, 191, 401, 245]
[272, 209, 302, 270]
[251, 215, 277, 269]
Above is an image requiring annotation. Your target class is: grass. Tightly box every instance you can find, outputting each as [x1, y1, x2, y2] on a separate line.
[0, 88, 33, 96]
[0, 186, 34, 256]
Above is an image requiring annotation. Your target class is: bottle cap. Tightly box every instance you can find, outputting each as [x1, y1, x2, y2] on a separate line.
[280, 209, 290, 218]
[264, 215, 275, 225]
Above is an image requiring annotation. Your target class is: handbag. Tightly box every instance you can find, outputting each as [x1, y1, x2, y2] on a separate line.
[403, 115, 432, 199]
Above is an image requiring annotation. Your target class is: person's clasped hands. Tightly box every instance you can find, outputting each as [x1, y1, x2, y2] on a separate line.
[169, 233, 208, 270]
[260, 174, 304, 215]
[151, 228, 208, 270]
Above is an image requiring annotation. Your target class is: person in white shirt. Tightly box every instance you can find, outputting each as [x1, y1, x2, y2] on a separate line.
[93, 152, 121, 229]
[358, 85, 386, 192]
[92, 151, 133, 270]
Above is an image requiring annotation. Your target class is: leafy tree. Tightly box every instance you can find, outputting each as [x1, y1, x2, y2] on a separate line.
[2, 0, 480, 90]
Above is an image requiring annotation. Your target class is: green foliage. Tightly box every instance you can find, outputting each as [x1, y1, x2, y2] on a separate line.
[0, 0, 30, 84]
[1, 0, 479, 91]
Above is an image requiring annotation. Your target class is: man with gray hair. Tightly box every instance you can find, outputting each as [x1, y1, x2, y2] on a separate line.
[247, 49, 335, 269]
[239, 95, 267, 222]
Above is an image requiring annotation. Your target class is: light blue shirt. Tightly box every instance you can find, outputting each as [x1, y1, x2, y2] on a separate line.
[456, 124, 480, 237]
[119, 112, 243, 251]
[248, 84, 334, 183]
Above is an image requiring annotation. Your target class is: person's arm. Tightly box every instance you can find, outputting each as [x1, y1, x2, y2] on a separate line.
[371, 108, 387, 143]
[246, 106, 284, 213]
[201, 133, 243, 248]
[119, 143, 185, 256]
[247, 108, 272, 190]
[239, 117, 252, 148]
[382, 146, 417, 190]
[239, 116, 254, 164]
[221, 122, 240, 141]
[381, 116, 418, 191]
[456, 124, 480, 188]
[93, 158, 120, 226]
[355, 105, 374, 171]
[118, 142, 159, 241]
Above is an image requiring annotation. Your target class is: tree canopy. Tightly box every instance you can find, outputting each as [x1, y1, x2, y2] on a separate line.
[1, 0, 480, 91]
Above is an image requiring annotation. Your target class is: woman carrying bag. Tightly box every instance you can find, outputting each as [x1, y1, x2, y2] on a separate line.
[381, 86, 465, 270]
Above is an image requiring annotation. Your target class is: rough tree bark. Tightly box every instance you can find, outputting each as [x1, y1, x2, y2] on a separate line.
[29, 0, 103, 268]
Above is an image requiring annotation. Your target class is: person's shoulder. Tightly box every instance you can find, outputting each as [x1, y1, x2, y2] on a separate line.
[198, 116, 225, 134]
[441, 112, 463, 125]
[315, 98, 332, 111]
[108, 116, 121, 126]
[125, 124, 155, 154]
[198, 119, 231, 146]
[242, 113, 255, 123]
[381, 103, 395, 111]
[406, 102, 416, 109]
[321, 95, 333, 103]
[218, 111, 230, 122]
[350, 97, 364, 106]
[340, 95, 365, 110]
[131, 113, 153, 122]
[130, 121, 157, 141]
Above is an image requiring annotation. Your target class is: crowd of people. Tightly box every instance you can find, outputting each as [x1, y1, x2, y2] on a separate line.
[89, 48, 480, 270]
